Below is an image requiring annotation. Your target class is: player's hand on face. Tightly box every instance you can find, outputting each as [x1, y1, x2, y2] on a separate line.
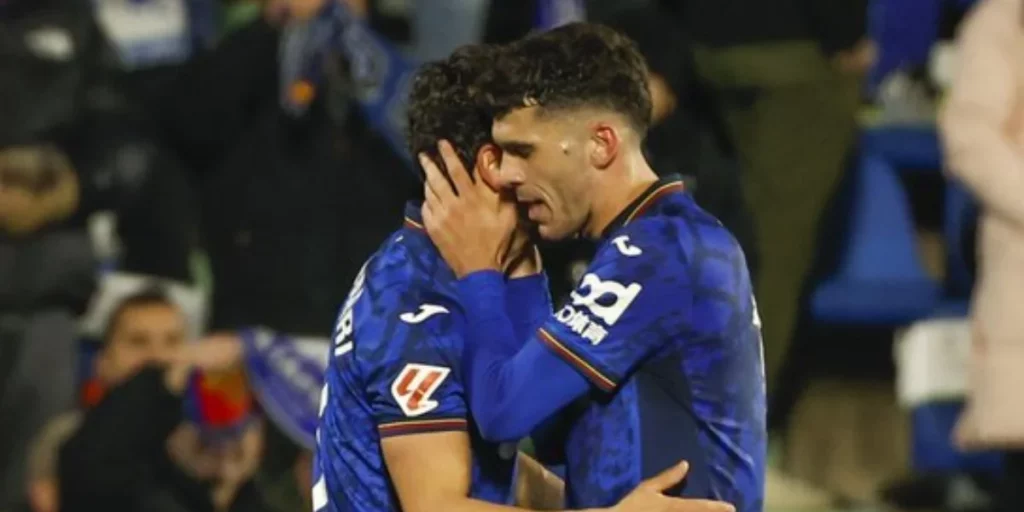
[421, 140, 518, 278]
[611, 462, 736, 512]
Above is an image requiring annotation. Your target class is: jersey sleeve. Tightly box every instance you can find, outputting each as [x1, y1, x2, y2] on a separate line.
[537, 221, 691, 391]
[352, 287, 470, 438]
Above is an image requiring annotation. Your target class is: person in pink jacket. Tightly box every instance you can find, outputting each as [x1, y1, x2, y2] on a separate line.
[941, 0, 1024, 509]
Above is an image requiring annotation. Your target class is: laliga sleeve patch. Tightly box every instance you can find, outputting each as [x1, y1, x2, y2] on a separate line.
[390, 364, 452, 417]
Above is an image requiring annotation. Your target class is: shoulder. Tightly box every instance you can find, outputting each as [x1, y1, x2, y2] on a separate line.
[593, 210, 749, 294]
[348, 236, 460, 357]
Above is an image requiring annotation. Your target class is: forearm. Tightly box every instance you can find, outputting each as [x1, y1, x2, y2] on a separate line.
[433, 498, 600, 512]
[457, 272, 589, 441]
[515, 452, 565, 510]
[505, 272, 552, 341]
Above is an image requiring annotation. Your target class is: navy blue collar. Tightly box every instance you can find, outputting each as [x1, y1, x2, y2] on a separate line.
[600, 174, 686, 238]
[403, 201, 425, 232]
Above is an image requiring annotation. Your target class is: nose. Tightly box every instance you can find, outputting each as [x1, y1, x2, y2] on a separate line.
[496, 165, 525, 189]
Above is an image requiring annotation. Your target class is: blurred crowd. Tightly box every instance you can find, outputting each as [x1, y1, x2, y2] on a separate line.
[0, 0, 1018, 511]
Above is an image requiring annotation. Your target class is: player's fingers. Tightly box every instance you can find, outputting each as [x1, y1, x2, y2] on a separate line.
[420, 153, 457, 202]
[438, 140, 473, 195]
[639, 461, 688, 492]
[423, 175, 443, 213]
[665, 498, 735, 512]
[421, 201, 436, 231]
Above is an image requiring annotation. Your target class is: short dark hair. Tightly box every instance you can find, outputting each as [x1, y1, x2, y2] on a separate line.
[406, 44, 498, 178]
[487, 23, 653, 133]
[103, 285, 176, 343]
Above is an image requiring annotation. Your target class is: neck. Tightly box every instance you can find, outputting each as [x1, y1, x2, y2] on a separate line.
[583, 147, 659, 238]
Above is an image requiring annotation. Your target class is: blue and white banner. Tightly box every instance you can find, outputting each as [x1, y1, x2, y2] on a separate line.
[93, 0, 216, 69]
[242, 328, 329, 450]
[280, 0, 415, 165]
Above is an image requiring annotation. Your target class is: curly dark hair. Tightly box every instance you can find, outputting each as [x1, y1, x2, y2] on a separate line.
[487, 23, 653, 133]
[405, 44, 499, 179]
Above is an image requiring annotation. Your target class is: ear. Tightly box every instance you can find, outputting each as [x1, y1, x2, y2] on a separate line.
[589, 123, 619, 170]
[474, 143, 502, 190]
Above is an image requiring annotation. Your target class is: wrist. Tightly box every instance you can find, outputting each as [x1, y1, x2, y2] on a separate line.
[164, 361, 192, 395]
[456, 270, 507, 316]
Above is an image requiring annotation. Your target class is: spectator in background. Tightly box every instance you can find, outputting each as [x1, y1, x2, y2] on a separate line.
[0, 145, 93, 512]
[941, 0, 1024, 510]
[2, 0, 199, 283]
[681, 0, 870, 394]
[153, 0, 417, 504]
[59, 288, 266, 512]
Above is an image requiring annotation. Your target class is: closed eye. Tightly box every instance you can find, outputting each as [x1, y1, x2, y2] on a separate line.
[499, 141, 534, 159]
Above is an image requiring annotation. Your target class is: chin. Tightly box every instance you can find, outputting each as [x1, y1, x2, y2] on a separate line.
[537, 222, 572, 242]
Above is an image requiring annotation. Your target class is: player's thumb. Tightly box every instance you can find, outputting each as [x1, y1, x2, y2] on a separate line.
[641, 461, 689, 492]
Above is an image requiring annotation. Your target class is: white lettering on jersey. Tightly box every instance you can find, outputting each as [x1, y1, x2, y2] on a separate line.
[332, 262, 370, 355]
[391, 364, 451, 417]
[555, 304, 609, 345]
[400, 304, 450, 324]
[312, 475, 328, 511]
[570, 274, 642, 326]
[751, 294, 762, 329]
[751, 294, 765, 382]
[312, 384, 329, 511]
[612, 235, 643, 257]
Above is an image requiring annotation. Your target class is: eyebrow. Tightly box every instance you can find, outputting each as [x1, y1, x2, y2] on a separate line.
[497, 140, 535, 158]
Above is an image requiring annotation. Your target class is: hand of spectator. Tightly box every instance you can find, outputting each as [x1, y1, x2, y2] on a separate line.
[834, 38, 877, 75]
[609, 462, 736, 512]
[212, 420, 264, 511]
[166, 423, 220, 480]
[0, 169, 79, 236]
[165, 334, 245, 394]
[185, 333, 246, 372]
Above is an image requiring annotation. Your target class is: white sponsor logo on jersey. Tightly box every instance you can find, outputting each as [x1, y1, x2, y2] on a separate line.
[400, 304, 450, 324]
[611, 235, 643, 257]
[570, 274, 642, 326]
[555, 274, 642, 345]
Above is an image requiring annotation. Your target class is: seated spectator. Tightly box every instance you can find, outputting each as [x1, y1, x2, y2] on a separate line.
[0, 145, 93, 512]
[0, 146, 80, 236]
[59, 287, 267, 512]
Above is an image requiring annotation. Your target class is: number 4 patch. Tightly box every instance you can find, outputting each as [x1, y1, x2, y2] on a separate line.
[391, 364, 451, 417]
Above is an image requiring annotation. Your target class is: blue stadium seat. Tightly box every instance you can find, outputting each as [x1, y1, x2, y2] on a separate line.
[861, 126, 943, 170]
[811, 154, 942, 324]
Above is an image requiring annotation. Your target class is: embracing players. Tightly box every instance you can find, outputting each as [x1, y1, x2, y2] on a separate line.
[419, 24, 767, 512]
[312, 43, 735, 512]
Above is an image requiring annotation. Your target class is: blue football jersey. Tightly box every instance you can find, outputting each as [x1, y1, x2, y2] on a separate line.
[538, 177, 767, 511]
[312, 203, 517, 512]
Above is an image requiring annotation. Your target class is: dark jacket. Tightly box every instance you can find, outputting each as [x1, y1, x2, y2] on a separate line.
[59, 367, 268, 512]
[676, 0, 868, 55]
[157, 19, 418, 335]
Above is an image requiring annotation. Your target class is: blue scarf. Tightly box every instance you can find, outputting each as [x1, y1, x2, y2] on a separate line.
[240, 328, 329, 450]
[280, 0, 416, 165]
